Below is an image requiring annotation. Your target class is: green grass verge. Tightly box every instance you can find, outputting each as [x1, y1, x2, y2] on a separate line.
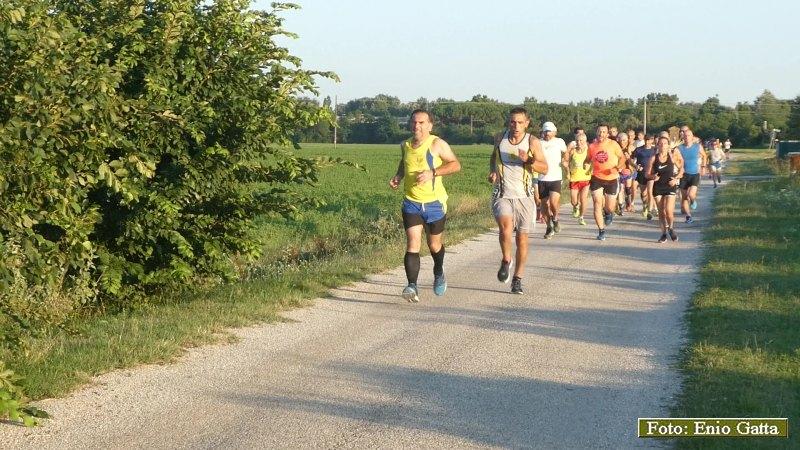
[674, 150, 800, 449]
[3, 143, 497, 399]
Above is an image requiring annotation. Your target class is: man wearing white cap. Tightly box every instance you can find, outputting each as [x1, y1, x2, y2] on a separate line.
[538, 121, 568, 239]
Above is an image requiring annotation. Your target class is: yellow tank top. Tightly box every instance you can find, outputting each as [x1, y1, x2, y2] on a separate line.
[403, 134, 448, 205]
[569, 147, 592, 182]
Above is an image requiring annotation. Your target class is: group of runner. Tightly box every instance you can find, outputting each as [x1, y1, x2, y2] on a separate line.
[389, 108, 723, 300]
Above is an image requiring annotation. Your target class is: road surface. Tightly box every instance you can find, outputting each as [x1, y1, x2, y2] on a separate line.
[4, 183, 717, 449]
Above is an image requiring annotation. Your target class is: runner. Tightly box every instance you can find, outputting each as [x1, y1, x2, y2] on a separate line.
[608, 126, 620, 143]
[567, 126, 586, 150]
[488, 107, 548, 294]
[724, 138, 732, 153]
[616, 133, 636, 213]
[677, 126, 708, 224]
[538, 121, 568, 239]
[632, 134, 657, 220]
[647, 135, 684, 243]
[585, 124, 627, 241]
[708, 139, 726, 187]
[633, 130, 645, 148]
[568, 132, 592, 226]
[389, 110, 461, 302]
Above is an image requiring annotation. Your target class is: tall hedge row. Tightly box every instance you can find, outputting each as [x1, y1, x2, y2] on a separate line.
[0, 0, 331, 331]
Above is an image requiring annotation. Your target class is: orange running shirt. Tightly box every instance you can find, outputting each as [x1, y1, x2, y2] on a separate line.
[588, 139, 624, 181]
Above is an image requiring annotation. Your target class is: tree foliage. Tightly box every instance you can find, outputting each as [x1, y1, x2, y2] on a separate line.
[0, 0, 333, 328]
[299, 91, 796, 146]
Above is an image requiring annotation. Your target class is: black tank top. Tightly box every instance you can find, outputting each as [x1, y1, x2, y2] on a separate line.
[652, 152, 676, 189]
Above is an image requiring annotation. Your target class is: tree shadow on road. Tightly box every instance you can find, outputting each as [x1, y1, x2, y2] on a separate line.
[220, 363, 674, 448]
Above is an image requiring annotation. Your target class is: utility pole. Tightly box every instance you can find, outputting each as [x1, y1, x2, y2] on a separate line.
[643, 100, 648, 135]
[333, 95, 338, 149]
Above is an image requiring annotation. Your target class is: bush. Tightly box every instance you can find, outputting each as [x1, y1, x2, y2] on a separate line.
[0, 1, 333, 333]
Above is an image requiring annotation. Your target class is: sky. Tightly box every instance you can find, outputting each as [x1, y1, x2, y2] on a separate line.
[255, 0, 800, 107]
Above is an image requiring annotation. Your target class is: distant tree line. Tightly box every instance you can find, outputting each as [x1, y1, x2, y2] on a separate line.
[297, 90, 800, 146]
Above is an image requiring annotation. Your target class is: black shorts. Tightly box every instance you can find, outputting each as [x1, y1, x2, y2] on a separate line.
[590, 178, 618, 196]
[538, 180, 562, 199]
[679, 173, 701, 190]
[636, 172, 649, 186]
[653, 185, 678, 197]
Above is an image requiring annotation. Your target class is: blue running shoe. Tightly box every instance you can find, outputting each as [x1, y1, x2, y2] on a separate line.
[690, 199, 698, 210]
[402, 283, 419, 303]
[597, 229, 607, 241]
[433, 274, 447, 296]
[686, 215, 694, 224]
[604, 212, 614, 226]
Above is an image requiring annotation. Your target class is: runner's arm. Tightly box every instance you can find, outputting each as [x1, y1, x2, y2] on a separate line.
[616, 146, 628, 172]
[528, 136, 548, 174]
[645, 156, 657, 180]
[560, 143, 570, 170]
[488, 133, 502, 183]
[389, 144, 404, 189]
[673, 156, 685, 184]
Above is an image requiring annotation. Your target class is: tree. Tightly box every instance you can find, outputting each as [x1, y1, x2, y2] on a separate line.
[0, 0, 335, 323]
[786, 96, 800, 139]
[754, 89, 790, 133]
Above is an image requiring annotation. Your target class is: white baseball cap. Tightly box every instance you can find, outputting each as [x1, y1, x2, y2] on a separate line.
[542, 121, 557, 132]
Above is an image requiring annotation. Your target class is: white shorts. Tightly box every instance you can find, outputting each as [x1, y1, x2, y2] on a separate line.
[492, 197, 536, 232]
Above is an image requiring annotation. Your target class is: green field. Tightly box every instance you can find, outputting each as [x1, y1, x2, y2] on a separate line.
[5, 143, 499, 399]
[675, 150, 800, 449]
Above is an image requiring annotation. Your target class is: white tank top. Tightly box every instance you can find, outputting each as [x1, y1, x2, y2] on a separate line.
[496, 131, 533, 199]
[539, 137, 566, 181]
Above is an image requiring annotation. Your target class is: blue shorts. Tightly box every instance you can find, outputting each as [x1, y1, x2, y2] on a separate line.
[402, 198, 446, 228]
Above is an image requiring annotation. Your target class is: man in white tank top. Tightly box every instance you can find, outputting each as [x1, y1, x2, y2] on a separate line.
[538, 121, 568, 239]
[488, 107, 548, 294]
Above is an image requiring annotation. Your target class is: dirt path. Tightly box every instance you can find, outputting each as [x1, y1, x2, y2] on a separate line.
[4, 181, 718, 449]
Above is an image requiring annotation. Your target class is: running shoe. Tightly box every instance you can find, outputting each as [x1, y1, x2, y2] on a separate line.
[433, 273, 447, 296]
[604, 212, 614, 226]
[544, 225, 554, 239]
[686, 215, 693, 224]
[578, 217, 586, 226]
[511, 277, 523, 295]
[597, 229, 606, 241]
[497, 260, 513, 283]
[646, 211, 653, 221]
[402, 283, 419, 303]
[669, 228, 679, 242]
[690, 199, 697, 210]
[572, 206, 580, 218]
[553, 220, 561, 234]
[657, 233, 668, 243]
[642, 207, 649, 218]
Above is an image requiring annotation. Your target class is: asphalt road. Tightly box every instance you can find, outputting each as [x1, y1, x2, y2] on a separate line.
[4, 181, 716, 449]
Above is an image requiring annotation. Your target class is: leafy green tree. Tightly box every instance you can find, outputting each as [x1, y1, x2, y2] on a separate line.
[0, 0, 334, 322]
[786, 96, 800, 139]
[754, 89, 790, 133]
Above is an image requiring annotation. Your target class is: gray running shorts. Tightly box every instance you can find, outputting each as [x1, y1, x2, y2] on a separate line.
[492, 197, 536, 232]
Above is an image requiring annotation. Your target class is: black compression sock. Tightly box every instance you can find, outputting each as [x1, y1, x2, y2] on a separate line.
[431, 246, 445, 276]
[404, 252, 420, 284]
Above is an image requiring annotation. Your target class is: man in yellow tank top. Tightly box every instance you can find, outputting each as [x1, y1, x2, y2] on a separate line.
[389, 110, 461, 302]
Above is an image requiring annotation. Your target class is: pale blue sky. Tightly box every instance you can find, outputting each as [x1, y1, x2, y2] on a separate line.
[257, 0, 800, 106]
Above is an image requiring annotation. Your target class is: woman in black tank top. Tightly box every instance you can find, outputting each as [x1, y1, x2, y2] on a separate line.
[647, 136, 685, 243]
